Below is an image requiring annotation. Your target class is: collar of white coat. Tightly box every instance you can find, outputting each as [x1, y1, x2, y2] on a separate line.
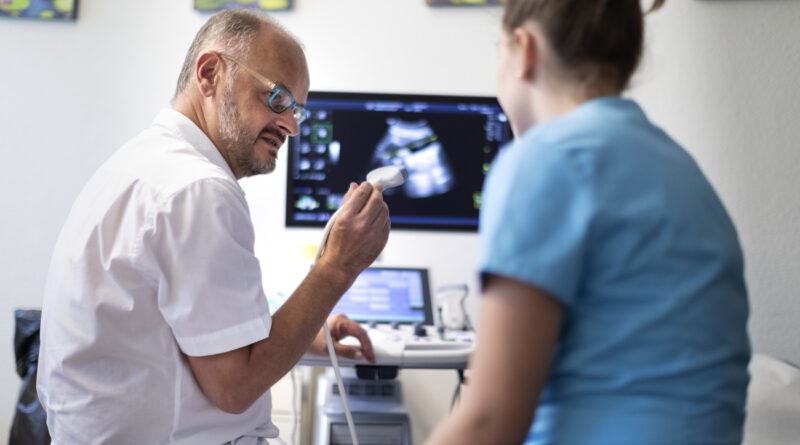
[153, 108, 238, 181]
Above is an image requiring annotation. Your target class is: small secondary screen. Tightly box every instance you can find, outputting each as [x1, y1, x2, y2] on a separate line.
[330, 268, 433, 324]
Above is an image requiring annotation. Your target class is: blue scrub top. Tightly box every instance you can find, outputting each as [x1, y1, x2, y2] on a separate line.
[479, 97, 750, 445]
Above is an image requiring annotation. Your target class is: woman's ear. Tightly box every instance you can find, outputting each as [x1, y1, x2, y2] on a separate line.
[513, 26, 538, 81]
[195, 52, 223, 98]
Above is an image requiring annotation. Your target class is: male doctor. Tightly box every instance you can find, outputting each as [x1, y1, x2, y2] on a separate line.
[37, 9, 389, 444]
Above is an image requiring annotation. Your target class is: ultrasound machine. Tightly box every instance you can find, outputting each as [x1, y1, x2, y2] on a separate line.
[297, 267, 475, 445]
[298, 267, 476, 370]
[284, 90, 511, 445]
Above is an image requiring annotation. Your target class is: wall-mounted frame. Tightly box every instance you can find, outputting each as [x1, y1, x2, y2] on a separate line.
[427, 0, 505, 6]
[194, 0, 291, 13]
[0, 0, 78, 20]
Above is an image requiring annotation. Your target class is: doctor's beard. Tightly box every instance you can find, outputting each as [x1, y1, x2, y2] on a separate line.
[218, 80, 276, 177]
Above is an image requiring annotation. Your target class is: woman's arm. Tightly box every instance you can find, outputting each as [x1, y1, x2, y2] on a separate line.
[425, 275, 564, 445]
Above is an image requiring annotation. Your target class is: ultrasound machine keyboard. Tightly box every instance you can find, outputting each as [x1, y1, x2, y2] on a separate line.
[293, 267, 475, 369]
[298, 325, 475, 370]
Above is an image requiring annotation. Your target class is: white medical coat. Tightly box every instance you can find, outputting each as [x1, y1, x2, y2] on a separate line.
[37, 109, 277, 444]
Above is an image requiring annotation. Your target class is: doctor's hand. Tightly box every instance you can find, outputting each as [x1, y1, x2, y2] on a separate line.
[320, 182, 390, 279]
[307, 313, 376, 363]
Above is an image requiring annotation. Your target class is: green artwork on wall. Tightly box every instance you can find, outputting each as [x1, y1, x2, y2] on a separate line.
[195, 0, 291, 12]
[427, 0, 505, 5]
[0, 0, 78, 20]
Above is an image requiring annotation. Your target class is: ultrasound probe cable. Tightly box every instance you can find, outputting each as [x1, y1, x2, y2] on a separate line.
[311, 165, 407, 445]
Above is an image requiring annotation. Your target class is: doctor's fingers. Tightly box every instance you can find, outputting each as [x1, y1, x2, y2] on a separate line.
[333, 344, 366, 361]
[368, 200, 390, 230]
[330, 316, 375, 362]
[359, 186, 389, 225]
[338, 182, 359, 208]
[337, 182, 375, 218]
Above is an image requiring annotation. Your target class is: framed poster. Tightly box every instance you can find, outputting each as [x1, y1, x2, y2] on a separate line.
[0, 0, 78, 20]
[194, 0, 291, 12]
[427, 0, 505, 5]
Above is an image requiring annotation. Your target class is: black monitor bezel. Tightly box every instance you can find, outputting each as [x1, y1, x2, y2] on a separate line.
[285, 90, 510, 232]
[334, 266, 434, 325]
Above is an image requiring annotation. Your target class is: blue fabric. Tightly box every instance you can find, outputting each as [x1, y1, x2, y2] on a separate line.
[479, 97, 750, 445]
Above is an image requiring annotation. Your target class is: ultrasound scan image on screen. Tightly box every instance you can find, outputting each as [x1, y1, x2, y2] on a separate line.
[329, 267, 433, 324]
[286, 91, 512, 231]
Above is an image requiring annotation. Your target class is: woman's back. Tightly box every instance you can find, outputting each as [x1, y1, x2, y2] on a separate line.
[425, 2, 750, 444]
[480, 97, 750, 444]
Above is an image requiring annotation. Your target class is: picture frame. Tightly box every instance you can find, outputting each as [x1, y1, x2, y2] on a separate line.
[426, 0, 505, 6]
[194, 0, 292, 13]
[0, 0, 78, 20]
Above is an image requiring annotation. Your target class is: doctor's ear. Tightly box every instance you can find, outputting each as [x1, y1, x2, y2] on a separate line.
[195, 52, 224, 98]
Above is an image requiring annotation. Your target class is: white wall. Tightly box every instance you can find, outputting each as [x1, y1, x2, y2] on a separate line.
[635, 0, 800, 364]
[0, 0, 798, 443]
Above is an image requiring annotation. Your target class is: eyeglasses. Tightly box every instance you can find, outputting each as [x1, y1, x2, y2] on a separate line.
[219, 53, 309, 125]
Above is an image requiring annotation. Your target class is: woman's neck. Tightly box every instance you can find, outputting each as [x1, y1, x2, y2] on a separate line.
[532, 87, 583, 123]
[516, 78, 620, 135]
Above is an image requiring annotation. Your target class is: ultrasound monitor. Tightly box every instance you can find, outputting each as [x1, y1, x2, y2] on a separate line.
[330, 267, 433, 325]
[286, 91, 512, 231]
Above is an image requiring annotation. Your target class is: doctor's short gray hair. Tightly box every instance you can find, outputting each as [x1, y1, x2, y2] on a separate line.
[172, 9, 299, 100]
